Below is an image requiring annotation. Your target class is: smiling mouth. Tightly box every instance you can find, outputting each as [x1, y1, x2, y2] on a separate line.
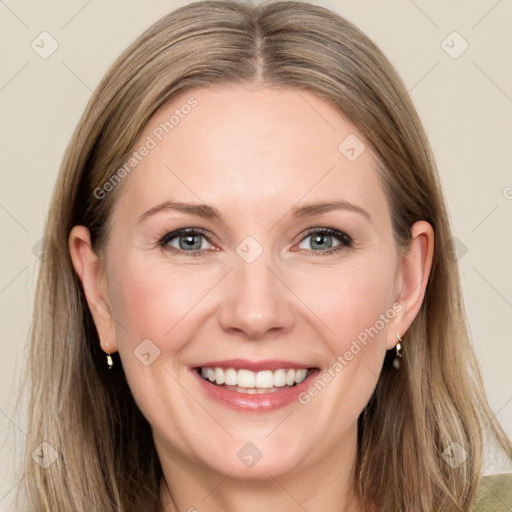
[196, 366, 317, 394]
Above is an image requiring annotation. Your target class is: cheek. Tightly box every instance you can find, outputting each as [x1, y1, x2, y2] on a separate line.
[293, 257, 397, 428]
[106, 259, 220, 425]
[110, 268, 172, 342]
[338, 266, 395, 340]
[108, 257, 221, 348]
[294, 255, 397, 345]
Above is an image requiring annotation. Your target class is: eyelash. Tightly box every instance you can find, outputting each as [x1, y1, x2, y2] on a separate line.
[157, 227, 353, 257]
[158, 228, 213, 258]
[296, 227, 353, 256]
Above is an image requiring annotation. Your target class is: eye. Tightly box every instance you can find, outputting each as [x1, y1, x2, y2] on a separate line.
[296, 228, 352, 254]
[157, 227, 352, 256]
[159, 228, 215, 254]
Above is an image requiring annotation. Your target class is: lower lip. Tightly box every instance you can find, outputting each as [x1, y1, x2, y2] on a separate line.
[191, 368, 319, 413]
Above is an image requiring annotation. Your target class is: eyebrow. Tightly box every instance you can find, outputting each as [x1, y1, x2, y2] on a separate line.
[138, 202, 223, 224]
[138, 199, 371, 224]
[290, 200, 371, 222]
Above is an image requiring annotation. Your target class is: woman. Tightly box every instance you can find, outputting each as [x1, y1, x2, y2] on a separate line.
[22, 1, 512, 511]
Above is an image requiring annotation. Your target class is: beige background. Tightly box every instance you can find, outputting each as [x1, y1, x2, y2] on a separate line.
[1, 0, 511, 507]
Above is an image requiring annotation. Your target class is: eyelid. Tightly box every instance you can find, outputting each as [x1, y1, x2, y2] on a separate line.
[158, 227, 218, 253]
[299, 227, 352, 243]
[292, 227, 353, 254]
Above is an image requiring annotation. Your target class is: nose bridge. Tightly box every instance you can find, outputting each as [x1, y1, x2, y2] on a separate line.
[218, 245, 294, 339]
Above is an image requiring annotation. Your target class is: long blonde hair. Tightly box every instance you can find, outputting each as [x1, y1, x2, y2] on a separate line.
[22, 1, 512, 510]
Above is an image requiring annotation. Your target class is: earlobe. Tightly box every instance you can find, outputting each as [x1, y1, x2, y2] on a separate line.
[68, 226, 118, 353]
[391, 220, 434, 346]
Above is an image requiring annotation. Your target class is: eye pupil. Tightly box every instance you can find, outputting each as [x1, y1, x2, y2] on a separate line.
[311, 234, 333, 250]
[180, 235, 202, 250]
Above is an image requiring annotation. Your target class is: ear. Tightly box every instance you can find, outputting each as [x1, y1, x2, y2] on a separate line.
[68, 225, 117, 354]
[388, 220, 434, 349]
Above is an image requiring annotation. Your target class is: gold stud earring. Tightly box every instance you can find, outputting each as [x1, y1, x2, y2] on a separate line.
[393, 331, 403, 370]
[105, 342, 113, 370]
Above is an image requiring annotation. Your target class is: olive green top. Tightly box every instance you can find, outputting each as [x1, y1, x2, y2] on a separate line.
[472, 473, 512, 511]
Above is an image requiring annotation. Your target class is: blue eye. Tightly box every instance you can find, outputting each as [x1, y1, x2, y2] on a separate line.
[159, 228, 213, 254]
[297, 228, 352, 254]
[158, 227, 352, 257]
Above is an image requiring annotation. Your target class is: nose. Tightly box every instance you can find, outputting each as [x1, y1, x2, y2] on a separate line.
[218, 253, 295, 341]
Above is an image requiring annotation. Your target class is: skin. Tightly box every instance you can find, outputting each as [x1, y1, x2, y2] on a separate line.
[69, 83, 434, 512]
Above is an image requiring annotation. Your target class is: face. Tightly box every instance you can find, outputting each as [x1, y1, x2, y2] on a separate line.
[77, 83, 425, 481]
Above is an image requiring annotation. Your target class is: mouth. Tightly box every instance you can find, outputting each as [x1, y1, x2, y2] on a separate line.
[195, 366, 318, 395]
[191, 360, 320, 412]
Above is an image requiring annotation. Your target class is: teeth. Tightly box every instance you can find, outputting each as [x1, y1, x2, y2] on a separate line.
[238, 369, 255, 388]
[214, 367, 225, 385]
[255, 370, 273, 388]
[200, 367, 310, 389]
[224, 368, 237, 385]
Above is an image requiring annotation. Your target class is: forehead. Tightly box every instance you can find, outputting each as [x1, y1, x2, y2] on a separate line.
[113, 83, 388, 225]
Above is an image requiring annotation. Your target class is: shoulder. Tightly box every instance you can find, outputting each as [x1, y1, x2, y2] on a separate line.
[471, 472, 512, 511]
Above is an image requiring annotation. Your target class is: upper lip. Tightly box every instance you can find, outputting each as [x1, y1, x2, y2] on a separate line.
[193, 359, 316, 372]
